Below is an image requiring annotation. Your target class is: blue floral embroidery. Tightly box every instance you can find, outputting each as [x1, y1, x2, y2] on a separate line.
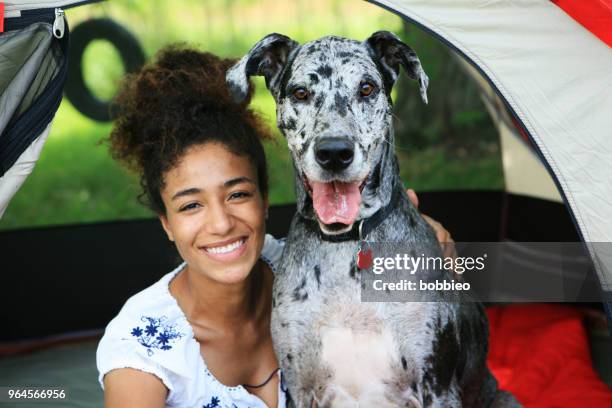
[145, 322, 158, 336]
[202, 396, 220, 408]
[130, 316, 183, 356]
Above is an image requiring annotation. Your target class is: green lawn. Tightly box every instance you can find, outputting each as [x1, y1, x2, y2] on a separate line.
[0, 0, 503, 231]
[399, 147, 504, 192]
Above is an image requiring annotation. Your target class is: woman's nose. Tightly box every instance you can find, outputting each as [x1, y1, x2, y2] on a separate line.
[204, 201, 234, 235]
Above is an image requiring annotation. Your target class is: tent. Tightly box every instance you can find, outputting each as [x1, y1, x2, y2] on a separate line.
[370, 0, 612, 305]
[0, 0, 143, 218]
[0, 0, 610, 405]
[0, 1, 71, 217]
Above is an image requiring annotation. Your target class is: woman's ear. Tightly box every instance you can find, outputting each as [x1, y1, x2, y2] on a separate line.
[159, 214, 175, 242]
[264, 195, 269, 220]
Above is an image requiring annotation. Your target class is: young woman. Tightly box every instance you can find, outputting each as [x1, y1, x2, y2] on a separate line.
[96, 45, 454, 408]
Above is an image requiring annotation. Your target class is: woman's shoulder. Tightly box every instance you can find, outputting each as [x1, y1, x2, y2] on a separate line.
[96, 263, 194, 399]
[260, 234, 285, 273]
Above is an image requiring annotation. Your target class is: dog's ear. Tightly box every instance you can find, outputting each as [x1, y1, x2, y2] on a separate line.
[226, 33, 299, 103]
[364, 31, 429, 104]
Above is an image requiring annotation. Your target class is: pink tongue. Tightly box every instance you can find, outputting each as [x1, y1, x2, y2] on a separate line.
[310, 181, 362, 225]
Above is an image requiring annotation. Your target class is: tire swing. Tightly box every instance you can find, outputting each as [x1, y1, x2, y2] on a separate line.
[64, 18, 145, 122]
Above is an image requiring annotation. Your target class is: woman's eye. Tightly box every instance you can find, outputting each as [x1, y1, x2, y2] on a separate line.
[293, 87, 310, 101]
[179, 202, 200, 212]
[229, 191, 251, 200]
[359, 82, 376, 97]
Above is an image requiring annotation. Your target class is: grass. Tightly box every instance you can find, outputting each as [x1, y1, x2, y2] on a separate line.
[0, 100, 297, 230]
[0, 0, 503, 231]
[398, 146, 504, 191]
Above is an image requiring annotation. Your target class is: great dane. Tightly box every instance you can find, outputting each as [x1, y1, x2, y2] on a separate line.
[227, 31, 519, 407]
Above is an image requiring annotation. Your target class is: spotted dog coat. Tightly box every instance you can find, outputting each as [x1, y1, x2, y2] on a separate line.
[228, 32, 520, 407]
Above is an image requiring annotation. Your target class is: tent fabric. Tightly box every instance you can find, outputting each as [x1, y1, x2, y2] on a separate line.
[552, 0, 612, 47]
[496, 121, 562, 203]
[369, 0, 612, 296]
[0, 1, 106, 216]
[2, 1, 93, 17]
[0, 22, 55, 162]
[458, 58, 562, 203]
[487, 305, 612, 407]
[0, 6, 68, 217]
[0, 121, 51, 217]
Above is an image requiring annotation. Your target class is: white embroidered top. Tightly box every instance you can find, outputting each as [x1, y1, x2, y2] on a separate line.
[96, 234, 286, 408]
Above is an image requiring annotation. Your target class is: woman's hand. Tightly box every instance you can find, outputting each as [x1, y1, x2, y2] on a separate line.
[406, 189, 457, 259]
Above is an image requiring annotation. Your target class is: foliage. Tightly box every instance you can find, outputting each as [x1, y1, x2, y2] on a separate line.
[393, 22, 499, 151]
[1, 0, 503, 231]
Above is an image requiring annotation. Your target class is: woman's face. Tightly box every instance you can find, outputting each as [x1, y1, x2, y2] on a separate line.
[159, 142, 268, 285]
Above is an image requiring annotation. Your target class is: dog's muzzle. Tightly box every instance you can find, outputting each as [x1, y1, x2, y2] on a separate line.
[303, 137, 367, 232]
[314, 137, 354, 172]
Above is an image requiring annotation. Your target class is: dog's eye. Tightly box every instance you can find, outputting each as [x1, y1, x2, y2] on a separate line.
[360, 82, 376, 97]
[293, 88, 310, 101]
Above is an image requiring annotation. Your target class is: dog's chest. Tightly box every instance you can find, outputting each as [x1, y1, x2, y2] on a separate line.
[275, 233, 361, 307]
[272, 225, 446, 403]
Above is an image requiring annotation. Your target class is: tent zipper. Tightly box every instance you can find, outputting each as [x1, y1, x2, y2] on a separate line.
[52, 7, 64, 38]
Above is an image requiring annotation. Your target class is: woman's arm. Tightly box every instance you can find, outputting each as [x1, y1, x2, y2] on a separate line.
[406, 188, 457, 259]
[103, 368, 167, 408]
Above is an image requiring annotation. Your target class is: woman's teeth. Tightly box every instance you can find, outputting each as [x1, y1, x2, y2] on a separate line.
[205, 239, 245, 254]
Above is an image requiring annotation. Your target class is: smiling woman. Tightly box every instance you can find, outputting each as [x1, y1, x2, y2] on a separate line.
[98, 45, 287, 408]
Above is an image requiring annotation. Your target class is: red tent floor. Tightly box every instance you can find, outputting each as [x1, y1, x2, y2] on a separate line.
[488, 305, 612, 407]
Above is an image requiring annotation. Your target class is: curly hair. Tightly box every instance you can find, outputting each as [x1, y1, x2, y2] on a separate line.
[108, 44, 272, 214]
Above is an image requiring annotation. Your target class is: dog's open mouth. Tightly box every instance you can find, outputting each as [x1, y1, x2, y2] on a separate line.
[303, 175, 366, 231]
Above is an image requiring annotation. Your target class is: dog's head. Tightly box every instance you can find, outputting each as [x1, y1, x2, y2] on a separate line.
[227, 31, 428, 235]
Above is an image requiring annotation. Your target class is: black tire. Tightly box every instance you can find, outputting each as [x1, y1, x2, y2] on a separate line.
[65, 18, 145, 122]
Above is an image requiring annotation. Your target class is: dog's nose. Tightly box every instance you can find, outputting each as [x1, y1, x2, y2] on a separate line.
[314, 137, 354, 172]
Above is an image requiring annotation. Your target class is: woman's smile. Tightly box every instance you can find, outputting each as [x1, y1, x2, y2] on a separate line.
[201, 236, 248, 262]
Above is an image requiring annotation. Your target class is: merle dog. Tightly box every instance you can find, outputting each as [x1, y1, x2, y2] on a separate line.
[227, 32, 519, 407]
